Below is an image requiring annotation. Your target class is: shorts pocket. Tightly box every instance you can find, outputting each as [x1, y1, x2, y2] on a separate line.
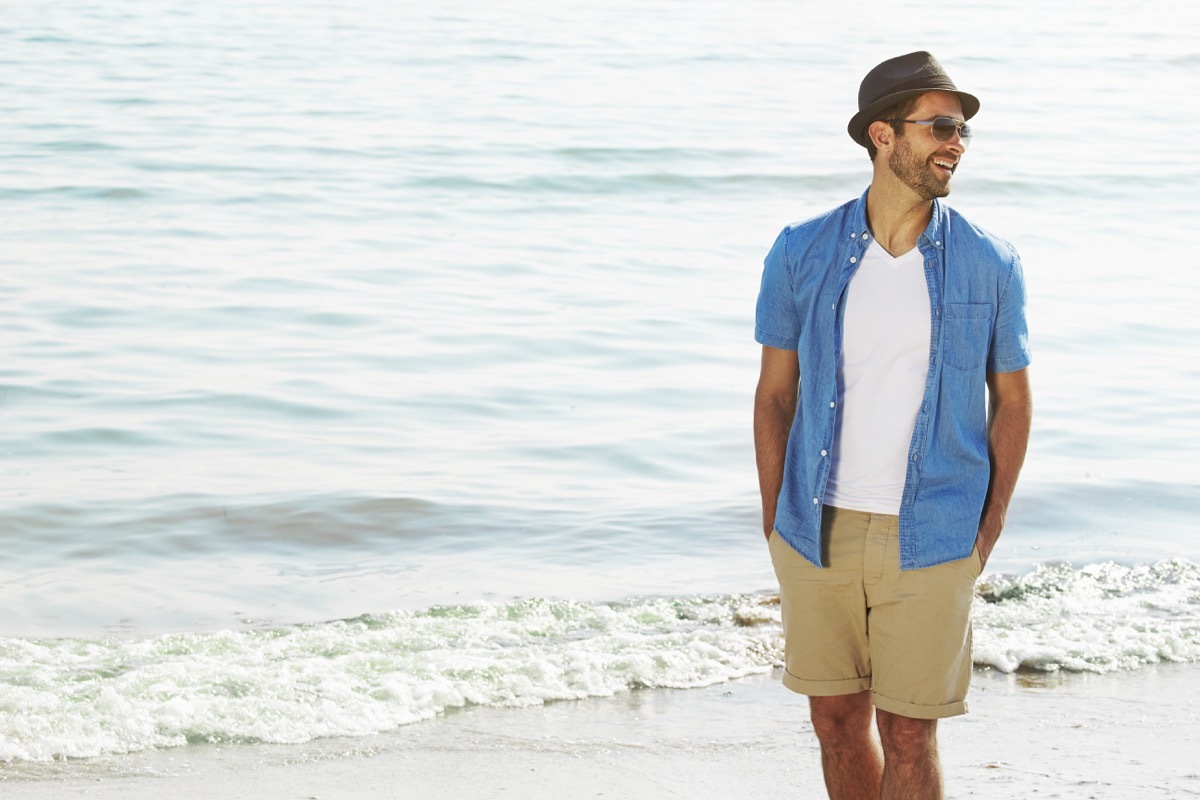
[943, 303, 993, 371]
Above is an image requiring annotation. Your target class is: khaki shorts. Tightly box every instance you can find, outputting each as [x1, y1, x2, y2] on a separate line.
[769, 505, 982, 720]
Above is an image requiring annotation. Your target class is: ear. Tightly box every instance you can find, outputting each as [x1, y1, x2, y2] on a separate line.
[868, 119, 894, 152]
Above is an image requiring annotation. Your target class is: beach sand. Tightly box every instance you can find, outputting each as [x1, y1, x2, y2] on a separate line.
[3, 665, 1198, 799]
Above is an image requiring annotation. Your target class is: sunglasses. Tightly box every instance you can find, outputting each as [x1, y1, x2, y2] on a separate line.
[884, 116, 972, 144]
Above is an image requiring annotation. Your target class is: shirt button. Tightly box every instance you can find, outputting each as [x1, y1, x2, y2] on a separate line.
[935, 240, 942, 246]
[831, 303, 836, 311]
[812, 497, 819, 504]
[862, 233, 870, 240]
[820, 450, 827, 457]
[829, 401, 836, 408]
[850, 256, 857, 264]
[911, 453, 919, 461]
[850, 232, 857, 239]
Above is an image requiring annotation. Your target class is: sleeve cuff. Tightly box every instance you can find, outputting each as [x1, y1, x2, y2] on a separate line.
[755, 327, 799, 351]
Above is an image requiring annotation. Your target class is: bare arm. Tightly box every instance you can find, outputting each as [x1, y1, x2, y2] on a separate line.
[976, 367, 1033, 567]
[754, 345, 800, 540]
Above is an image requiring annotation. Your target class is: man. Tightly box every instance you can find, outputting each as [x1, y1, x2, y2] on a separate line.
[753, 52, 1032, 799]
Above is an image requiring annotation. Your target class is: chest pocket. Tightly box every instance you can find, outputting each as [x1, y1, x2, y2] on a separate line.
[942, 303, 993, 371]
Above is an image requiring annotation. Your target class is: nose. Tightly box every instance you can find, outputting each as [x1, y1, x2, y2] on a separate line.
[948, 124, 970, 149]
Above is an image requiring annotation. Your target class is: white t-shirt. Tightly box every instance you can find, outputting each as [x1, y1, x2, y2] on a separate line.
[824, 240, 931, 514]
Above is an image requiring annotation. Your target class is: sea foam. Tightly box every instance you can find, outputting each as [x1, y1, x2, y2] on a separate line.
[2, 558, 1198, 762]
[0, 595, 781, 762]
[973, 558, 1200, 673]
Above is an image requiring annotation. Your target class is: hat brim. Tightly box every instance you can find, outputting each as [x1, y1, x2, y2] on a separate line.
[847, 89, 980, 148]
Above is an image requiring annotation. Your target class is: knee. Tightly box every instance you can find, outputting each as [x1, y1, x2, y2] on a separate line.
[877, 711, 937, 761]
[809, 692, 874, 747]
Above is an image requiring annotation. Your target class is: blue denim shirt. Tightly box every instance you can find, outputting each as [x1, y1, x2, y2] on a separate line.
[755, 188, 1031, 570]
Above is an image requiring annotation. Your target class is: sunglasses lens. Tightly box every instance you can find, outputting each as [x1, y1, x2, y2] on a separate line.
[932, 118, 970, 143]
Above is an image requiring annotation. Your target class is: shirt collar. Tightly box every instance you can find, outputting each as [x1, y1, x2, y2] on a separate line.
[848, 187, 871, 243]
[850, 186, 947, 250]
[921, 197, 946, 250]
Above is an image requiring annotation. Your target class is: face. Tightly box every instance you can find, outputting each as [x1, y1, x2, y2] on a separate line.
[884, 91, 967, 200]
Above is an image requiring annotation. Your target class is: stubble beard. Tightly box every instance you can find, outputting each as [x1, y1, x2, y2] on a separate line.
[888, 134, 952, 201]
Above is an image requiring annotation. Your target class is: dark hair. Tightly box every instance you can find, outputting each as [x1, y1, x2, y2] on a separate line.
[865, 96, 922, 161]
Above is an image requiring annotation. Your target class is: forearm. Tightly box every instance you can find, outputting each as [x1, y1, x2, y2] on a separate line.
[754, 390, 797, 538]
[978, 372, 1033, 555]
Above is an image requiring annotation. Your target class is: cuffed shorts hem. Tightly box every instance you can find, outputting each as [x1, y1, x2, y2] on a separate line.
[873, 691, 969, 720]
[781, 670, 870, 697]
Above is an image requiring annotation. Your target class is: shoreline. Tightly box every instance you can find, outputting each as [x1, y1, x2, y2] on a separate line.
[3, 664, 1198, 799]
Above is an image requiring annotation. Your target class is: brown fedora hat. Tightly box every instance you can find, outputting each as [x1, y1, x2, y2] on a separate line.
[847, 51, 979, 148]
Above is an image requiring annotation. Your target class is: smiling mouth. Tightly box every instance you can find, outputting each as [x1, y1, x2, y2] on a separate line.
[932, 157, 957, 175]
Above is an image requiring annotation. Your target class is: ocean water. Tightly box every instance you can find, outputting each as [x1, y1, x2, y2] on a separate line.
[2, 0, 1199, 766]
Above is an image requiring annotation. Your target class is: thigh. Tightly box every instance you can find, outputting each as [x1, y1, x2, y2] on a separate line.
[866, 542, 982, 719]
[769, 507, 874, 697]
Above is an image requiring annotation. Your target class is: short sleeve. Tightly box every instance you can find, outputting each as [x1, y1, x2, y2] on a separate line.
[755, 227, 801, 350]
[987, 245, 1031, 373]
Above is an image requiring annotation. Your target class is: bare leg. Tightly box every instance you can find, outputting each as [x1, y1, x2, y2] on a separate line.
[876, 709, 943, 799]
[809, 692, 883, 800]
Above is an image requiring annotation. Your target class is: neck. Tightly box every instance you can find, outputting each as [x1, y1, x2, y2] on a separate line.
[865, 175, 934, 257]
